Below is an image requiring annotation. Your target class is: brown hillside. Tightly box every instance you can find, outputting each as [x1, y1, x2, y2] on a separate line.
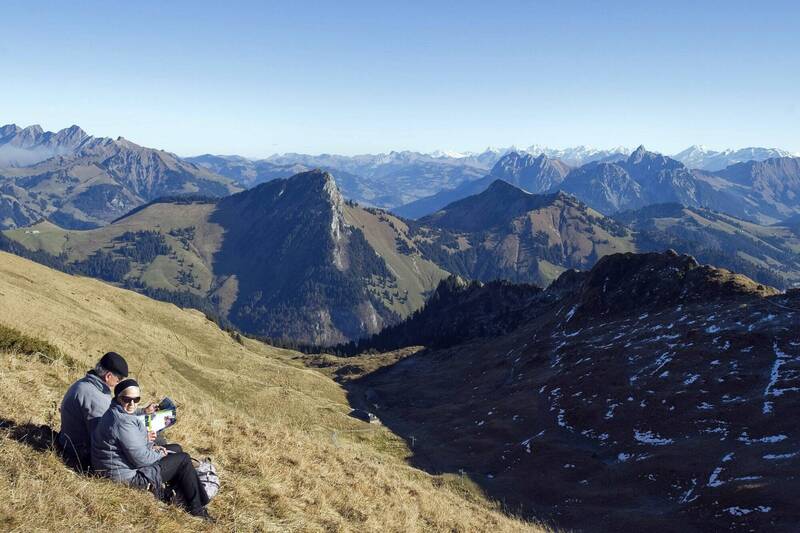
[0, 251, 545, 532]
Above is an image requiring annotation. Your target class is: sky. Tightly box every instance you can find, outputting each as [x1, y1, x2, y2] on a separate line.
[1, 1, 799, 157]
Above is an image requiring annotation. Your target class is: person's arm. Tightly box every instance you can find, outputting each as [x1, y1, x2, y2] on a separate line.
[116, 416, 164, 468]
[135, 403, 158, 416]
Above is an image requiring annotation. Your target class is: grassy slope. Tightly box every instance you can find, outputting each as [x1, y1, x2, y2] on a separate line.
[343, 206, 449, 316]
[4, 203, 221, 295]
[6, 203, 450, 320]
[646, 207, 800, 285]
[413, 198, 636, 287]
[0, 251, 542, 532]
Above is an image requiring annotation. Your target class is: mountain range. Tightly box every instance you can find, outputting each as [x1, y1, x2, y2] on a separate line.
[673, 145, 798, 171]
[393, 152, 572, 219]
[187, 150, 489, 209]
[1, 170, 449, 345]
[397, 147, 800, 225]
[409, 178, 800, 289]
[2, 123, 798, 228]
[3, 169, 799, 346]
[2, 121, 799, 532]
[0, 124, 238, 229]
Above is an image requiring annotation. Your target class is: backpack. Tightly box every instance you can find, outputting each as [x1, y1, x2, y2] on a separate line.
[165, 456, 219, 507]
[193, 457, 220, 500]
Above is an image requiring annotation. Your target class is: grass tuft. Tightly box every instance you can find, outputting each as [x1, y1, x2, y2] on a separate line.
[0, 323, 76, 368]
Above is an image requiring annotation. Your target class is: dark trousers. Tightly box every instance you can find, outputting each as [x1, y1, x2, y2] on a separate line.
[60, 444, 91, 474]
[158, 444, 209, 514]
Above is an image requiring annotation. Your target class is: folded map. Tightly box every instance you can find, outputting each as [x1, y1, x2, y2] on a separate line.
[139, 397, 177, 433]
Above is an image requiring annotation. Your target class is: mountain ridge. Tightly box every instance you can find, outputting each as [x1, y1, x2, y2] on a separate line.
[341, 250, 800, 531]
[0, 123, 239, 229]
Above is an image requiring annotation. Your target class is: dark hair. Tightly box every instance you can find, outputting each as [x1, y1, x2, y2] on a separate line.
[114, 378, 140, 398]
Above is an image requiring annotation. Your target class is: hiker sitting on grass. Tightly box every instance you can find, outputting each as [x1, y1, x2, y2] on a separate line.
[59, 352, 158, 472]
[91, 379, 213, 521]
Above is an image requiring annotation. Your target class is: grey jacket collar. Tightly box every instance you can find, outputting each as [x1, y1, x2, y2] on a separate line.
[110, 401, 135, 416]
[85, 370, 111, 395]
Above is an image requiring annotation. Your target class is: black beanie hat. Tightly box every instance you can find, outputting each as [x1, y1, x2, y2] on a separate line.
[114, 378, 140, 398]
[100, 351, 129, 378]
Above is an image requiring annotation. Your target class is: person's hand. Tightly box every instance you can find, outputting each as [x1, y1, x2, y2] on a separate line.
[143, 403, 158, 415]
[153, 445, 167, 456]
[147, 431, 157, 443]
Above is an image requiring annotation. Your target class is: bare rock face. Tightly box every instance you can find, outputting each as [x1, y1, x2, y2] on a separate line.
[559, 146, 700, 215]
[394, 151, 571, 219]
[209, 170, 398, 345]
[488, 152, 571, 194]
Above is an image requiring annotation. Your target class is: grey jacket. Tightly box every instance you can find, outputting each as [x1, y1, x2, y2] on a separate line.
[59, 371, 112, 457]
[91, 402, 162, 485]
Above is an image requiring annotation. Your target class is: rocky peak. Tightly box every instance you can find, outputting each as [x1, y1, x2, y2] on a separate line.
[55, 124, 88, 141]
[489, 151, 570, 193]
[12, 124, 45, 147]
[559, 250, 778, 321]
[628, 144, 649, 164]
[430, 274, 475, 300]
[225, 169, 349, 269]
[23, 124, 44, 135]
[490, 151, 535, 178]
[0, 124, 22, 140]
[484, 177, 527, 195]
[625, 145, 687, 173]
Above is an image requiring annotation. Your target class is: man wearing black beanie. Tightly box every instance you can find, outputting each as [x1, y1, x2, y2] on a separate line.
[59, 352, 155, 471]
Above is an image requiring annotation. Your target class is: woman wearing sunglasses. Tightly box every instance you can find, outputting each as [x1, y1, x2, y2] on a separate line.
[91, 378, 212, 521]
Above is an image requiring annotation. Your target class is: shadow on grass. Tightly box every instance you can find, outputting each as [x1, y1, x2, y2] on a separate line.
[342, 349, 551, 528]
[0, 417, 59, 453]
[0, 416, 93, 473]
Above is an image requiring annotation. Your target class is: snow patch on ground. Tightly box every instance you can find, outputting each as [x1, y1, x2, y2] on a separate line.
[763, 342, 800, 414]
[738, 433, 787, 444]
[724, 506, 771, 516]
[707, 452, 734, 488]
[763, 451, 799, 460]
[634, 429, 674, 446]
[679, 479, 698, 504]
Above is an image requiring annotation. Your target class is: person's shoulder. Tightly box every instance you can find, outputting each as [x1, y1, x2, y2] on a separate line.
[116, 409, 144, 428]
[72, 378, 101, 397]
[63, 375, 89, 397]
[107, 407, 133, 433]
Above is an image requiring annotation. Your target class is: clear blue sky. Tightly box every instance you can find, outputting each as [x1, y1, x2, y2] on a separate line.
[1, 1, 798, 157]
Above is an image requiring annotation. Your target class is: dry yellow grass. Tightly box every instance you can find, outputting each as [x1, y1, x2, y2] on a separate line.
[0, 251, 547, 532]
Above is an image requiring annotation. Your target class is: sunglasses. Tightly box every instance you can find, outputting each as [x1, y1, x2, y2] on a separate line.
[120, 396, 141, 404]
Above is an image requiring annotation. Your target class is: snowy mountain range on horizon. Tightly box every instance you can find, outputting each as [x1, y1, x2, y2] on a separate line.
[1, 122, 797, 172]
[264, 143, 799, 171]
